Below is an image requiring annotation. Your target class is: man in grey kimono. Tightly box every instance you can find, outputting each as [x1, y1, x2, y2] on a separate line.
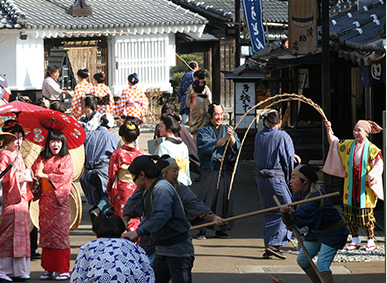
[196, 103, 241, 239]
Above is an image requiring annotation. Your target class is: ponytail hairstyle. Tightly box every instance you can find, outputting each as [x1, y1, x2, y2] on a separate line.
[77, 68, 89, 79]
[160, 112, 180, 134]
[45, 65, 60, 78]
[119, 116, 142, 142]
[93, 72, 106, 84]
[128, 73, 139, 85]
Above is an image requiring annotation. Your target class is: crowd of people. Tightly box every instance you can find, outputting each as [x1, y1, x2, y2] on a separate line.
[0, 62, 384, 283]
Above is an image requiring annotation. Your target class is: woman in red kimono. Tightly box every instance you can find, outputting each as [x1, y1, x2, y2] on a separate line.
[107, 117, 144, 230]
[0, 122, 33, 282]
[90, 72, 115, 115]
[32, 130, 73, 281]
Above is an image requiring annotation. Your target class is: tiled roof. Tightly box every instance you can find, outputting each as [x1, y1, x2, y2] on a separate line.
[0, 0, 208, 30]
[171, 0, 288, 23]
[329, 1, 385, 53]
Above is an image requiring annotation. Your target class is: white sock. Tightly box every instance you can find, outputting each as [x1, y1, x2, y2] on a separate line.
[367, 238, 375, 247]
[351, 236, 360, 245]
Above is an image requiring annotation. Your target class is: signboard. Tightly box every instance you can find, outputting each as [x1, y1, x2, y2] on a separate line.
[288, 0, 317, 55]
[235, 82, 256, 128]
[242, 0, 266, 53]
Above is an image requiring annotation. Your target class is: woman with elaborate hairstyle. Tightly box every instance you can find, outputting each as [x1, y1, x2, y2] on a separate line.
[91, 72, 115, 115]
[71, 68, 93, 119]
[323, 119, 383, 251]
[31, 130, 73, 280]
[115, 73, 149, 122]
[107, 117, 144, 228]
[0, 121, 33, 282]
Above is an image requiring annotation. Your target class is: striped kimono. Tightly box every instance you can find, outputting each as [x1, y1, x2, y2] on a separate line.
[254, 126, 294, 247]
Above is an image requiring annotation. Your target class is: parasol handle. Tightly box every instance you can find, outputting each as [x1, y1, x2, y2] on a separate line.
[189, 192, 339, 231]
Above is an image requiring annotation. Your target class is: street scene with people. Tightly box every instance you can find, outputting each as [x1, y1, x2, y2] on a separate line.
[0, 0, 385, 282]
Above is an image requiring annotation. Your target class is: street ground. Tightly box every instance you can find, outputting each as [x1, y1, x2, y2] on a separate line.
[28, 124, 386, 282]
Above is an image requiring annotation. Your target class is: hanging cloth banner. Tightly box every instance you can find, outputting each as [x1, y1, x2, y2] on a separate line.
[242, 0, 266, 53]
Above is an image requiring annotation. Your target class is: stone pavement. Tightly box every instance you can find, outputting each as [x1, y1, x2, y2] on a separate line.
[28, 124, 385, 282]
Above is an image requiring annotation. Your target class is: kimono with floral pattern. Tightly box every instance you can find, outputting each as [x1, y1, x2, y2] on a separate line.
[32, 154, 73, 249]
[0, 150, 33, 258]
[107, 145, 144, 230]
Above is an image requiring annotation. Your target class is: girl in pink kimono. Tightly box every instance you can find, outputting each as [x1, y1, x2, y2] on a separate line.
[323, 120, 383, 252]
[32, 130, 74, 280]
[107, 117, 144, 230]
[0, 122, 33, 282]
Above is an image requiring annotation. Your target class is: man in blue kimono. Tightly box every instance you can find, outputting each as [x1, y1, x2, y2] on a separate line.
[196, 103, 241, 239]
[178, 61, 199, 125]
[254, 109, 297, 259]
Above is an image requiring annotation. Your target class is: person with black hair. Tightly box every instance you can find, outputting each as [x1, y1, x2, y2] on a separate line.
[42, 65, 71, 101]
[79, 95, 102, 132]
[0, 122, 33, 282]
[185, 69, 212, 141]
[254, 109, 299, 259]
[115, 73, 149, 123]
[31, 131, 73, 280]
[107, 117, 144, 227]
[80, 111, 120, 219]
[196, 103, 241, 239]
[49, 100, 66, 113]
[178, 61, 199, 125]
[91, 72, 115, 115]
[71, 68, 93, 119]
[70, 213, 154, 282]
[155, 113, 191, 186]
[281, 164, 349, 283]
[153, 103, 200, 174]
[123, 155, 194, 283]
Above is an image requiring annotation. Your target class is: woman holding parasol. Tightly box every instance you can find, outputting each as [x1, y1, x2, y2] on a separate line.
[0, 121, 34, 282]
[31, 130, 74, 280]
[323, 120, 383, 251]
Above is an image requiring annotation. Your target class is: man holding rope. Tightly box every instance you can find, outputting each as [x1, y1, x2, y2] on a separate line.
[195, 103, 241, 239]
[281, 164, 348, 283]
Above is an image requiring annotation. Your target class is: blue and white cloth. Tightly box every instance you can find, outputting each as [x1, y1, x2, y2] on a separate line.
[70, 238, 155, 283]
[178, 70, 194, 111]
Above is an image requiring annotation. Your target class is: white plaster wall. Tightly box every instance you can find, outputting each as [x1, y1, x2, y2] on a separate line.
[0, 35, 17, 88]
[15, 36, 45, 90]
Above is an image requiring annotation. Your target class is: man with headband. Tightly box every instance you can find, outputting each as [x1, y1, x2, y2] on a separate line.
[281, 164, 348, 283]
[323, 120, 383, 251]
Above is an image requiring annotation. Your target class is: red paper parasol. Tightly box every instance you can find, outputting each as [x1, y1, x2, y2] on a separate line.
[0, 100, 49, 117]
[17, 110, 86, 150]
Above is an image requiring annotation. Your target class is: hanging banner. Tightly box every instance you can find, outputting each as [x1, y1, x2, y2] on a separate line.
[242, 0, 266, 53]
[288, 0, 317, 55]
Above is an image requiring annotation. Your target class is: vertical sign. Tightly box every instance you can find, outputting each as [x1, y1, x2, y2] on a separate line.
[288, 0, 317, 55]
[235, 82, 256, 128]
[242, 0, 266, 53]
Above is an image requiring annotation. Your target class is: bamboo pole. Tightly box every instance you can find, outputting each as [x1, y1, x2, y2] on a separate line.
[189, 192, 339, 231]
[273, 195, 325, 283]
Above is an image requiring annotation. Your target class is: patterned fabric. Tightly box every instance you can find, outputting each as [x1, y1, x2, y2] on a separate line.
[91, 83, 115, 115]
[338, 139, 381, 208]
[0, 150, 33, 258]
[114, 85, 149, 121]
[178, 71, 194, 111]
[186, 85, 212, 139]
[32, 155, 74, 249]
[70, 238, 155, 283]
[71, 80, 93, 119]
[107, 144, 144, 230]
[343, 204, 375, 238]
[154, 138, 191, 186]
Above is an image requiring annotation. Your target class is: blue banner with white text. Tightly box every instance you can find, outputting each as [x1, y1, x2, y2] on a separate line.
[242, 0, 266, 53]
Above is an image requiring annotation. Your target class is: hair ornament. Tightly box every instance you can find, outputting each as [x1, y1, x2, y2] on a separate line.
[126, 122, 136, 130]
[199, 79, 204, 87]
